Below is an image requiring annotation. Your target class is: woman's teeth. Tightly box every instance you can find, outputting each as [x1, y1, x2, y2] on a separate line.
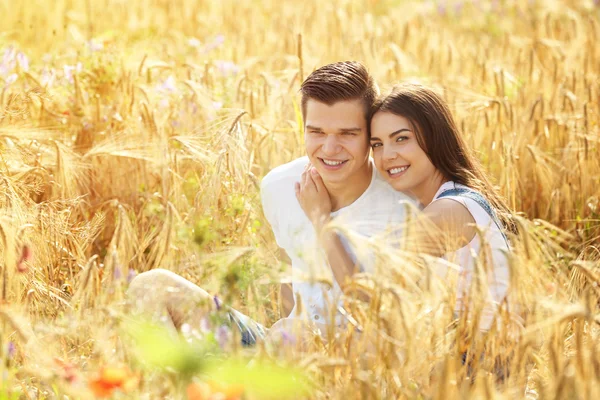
[323, 159, 345, 166]
[389, 166, 408, 174]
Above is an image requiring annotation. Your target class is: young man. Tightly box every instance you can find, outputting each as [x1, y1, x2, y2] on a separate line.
[261, 61, 411, 327]
[127, 61, 412, 345]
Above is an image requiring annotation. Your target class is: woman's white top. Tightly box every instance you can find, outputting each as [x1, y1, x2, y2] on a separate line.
[430, 181, 512, 331]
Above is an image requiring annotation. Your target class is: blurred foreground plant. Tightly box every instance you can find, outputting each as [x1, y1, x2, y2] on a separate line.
[123, 319, 312, 399]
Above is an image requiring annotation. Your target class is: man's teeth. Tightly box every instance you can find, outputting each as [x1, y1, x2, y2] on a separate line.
[389, 166, 408, 174]
[323, 159, 345, 166]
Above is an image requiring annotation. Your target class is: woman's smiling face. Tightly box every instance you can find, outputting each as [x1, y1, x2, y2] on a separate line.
[369, 111, 439, 194]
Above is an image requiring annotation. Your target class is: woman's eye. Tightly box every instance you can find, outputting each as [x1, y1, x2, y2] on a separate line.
[397, 136, 408, 142]
[371, 143, 381, 149]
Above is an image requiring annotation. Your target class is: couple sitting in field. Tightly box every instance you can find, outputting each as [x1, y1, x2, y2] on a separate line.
[127, 61, 514, 348]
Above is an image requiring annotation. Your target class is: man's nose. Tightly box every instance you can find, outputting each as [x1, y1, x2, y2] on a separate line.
[322, 135, 341, 155]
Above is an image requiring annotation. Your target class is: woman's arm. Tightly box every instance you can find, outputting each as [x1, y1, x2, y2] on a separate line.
[408, 198, 477, 257]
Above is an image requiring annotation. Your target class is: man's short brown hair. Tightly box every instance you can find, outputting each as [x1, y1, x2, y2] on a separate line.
[300, 61, 378, 121]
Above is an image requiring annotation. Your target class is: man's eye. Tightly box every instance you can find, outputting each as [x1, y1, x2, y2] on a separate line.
[342, 132, 356, 136]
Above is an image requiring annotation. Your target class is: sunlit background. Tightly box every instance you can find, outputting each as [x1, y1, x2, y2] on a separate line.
[0, 0, 599, 398]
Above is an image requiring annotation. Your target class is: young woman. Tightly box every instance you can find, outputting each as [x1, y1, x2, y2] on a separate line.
[295, 83, 515, 331]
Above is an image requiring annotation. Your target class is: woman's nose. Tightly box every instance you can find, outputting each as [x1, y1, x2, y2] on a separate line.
[382, 144, 398, 161]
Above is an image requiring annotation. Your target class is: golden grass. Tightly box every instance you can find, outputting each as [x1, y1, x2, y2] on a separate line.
[0, 0, 599, 398]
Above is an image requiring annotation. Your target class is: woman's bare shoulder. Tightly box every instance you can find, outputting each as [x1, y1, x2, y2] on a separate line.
[423, 198, 477, 249]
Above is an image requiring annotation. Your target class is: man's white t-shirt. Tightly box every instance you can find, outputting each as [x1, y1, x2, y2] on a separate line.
[261, 156, 413, 325]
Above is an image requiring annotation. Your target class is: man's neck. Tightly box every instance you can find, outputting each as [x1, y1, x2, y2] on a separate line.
[326, 162, 373, 212]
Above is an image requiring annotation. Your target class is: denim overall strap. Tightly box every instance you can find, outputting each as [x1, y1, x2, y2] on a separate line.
[437, 187, 509, 246]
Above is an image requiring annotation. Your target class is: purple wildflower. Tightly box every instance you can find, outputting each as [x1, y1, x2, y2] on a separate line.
[88, 39, 104, 52]
[216, 325, 230, 348]
[454, 1, 463, 15]
[280, 330, 296, 346]
[16, 52, 29, 72]
[213, 35, 225, 46]
[40, 67, 55, 87]
[127, 268, 137, 284]
[158, 98, 170, 109]
[201, 35, 225, 54]
[4, 73, 17, 88]
[161, 75, 177, 92]
[7, 341, 15, 359]
[63, 62, 82, 84]
[213, 295, 222, 310]
[2, 46, 15, 67]
[0, 47, 16, 77]
[113, 265, 122, 280]
[437, 0, 447, 15]
[200, 317, 211, 333]
[214, 60, 239, 77]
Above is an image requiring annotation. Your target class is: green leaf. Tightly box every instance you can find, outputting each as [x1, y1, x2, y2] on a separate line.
[123, 319, 209, 379]
[205, 359, 312, 399]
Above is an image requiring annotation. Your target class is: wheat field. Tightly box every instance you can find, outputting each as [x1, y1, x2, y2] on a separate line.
[0, 0, 599, 398]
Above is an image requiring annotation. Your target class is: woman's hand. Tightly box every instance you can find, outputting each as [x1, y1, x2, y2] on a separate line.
[295, 166, 332, 232]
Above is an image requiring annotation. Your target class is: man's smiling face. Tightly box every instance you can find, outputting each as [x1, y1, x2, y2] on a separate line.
[304, 98, 370, 186]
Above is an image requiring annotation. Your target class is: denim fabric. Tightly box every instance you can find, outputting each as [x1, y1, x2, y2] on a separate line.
[227, 307, 268, 347]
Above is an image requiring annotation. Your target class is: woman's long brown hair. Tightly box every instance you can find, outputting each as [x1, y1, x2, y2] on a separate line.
[371, 83, 516, 233]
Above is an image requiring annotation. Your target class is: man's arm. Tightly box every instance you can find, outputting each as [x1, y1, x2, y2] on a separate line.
[280, 283, 294, 317]
[261, 175, 296, 317]
[295, 168, 365, 296]
[278, 248, 295, 317]
[318, 230, 364, 296]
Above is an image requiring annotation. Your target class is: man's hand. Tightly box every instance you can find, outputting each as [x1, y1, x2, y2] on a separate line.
[295, 166, 332, 232]
[295, 166, 358, 292]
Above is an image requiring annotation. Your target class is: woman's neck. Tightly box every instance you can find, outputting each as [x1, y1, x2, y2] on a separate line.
[410, 173, 447, 207]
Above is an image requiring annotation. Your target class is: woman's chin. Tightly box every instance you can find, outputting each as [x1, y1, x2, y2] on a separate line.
[387, 178, 411, 193]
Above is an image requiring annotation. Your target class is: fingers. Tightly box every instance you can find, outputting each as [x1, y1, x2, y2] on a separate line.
[302, 169, 316, 192]
[296, 164, 320, 199]
[302, 163, 311, 182]
[294, 181, 302, 201]
[302, 170, 310, 188]
[310, 168, 325, 192]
